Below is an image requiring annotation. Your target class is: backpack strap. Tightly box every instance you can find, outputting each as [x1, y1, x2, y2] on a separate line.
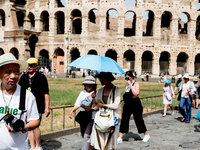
[19, 86, 27, 119]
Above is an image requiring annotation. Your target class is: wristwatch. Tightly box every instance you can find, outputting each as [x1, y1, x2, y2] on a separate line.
[22, 125, 28, 133]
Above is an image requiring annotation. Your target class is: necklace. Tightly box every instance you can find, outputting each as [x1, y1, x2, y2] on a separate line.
[1, 86, 15, 114]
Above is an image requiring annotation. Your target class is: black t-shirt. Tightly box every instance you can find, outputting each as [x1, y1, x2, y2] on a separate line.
[18, 72, 49, 113]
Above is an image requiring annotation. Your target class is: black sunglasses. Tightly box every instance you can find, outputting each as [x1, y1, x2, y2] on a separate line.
[28, 64, 36, 67]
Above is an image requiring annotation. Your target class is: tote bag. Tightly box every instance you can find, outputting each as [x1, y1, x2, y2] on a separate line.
[94, 109, 114, 133]
[94, 86, 116, 133]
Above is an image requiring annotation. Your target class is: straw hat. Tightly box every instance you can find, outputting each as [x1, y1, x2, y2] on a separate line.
[0, 53, 28, 72]
[193, 78, 198, 82]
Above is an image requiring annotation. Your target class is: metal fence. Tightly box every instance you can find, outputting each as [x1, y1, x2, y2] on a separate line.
[47, 95, 179, 132]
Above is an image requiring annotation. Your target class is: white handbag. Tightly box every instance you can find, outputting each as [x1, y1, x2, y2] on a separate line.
[94, 109, 114, 133]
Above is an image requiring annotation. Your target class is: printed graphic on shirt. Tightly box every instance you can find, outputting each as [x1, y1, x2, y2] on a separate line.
[0, 106, 18, 115]
[28, 87, 31, 91]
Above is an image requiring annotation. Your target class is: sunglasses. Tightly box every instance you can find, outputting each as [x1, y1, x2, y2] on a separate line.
[28, 64, 36, 67]
[125, 77, 129, 80]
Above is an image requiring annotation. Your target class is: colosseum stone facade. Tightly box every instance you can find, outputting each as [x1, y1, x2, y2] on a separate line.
[0, 0, 200, 76]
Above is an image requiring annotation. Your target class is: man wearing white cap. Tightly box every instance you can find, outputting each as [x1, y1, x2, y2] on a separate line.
[19, 57, 50, 150]
[174, 74, 183, 97]
[0, 53, 40, 150]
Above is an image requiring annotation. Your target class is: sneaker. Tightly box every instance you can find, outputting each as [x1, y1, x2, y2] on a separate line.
[117, 137, 123, 144]
[35, 147, 43, 150]
[171, 111, 175, 115]
[162, 113, 166, 117]
[142, 134, 150, 142]
[30, 148, 35, 150]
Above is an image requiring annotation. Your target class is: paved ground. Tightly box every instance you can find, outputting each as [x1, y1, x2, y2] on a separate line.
[41, 108, 200, 150]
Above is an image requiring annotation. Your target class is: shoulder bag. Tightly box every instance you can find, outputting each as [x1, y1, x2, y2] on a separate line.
[94, 86, 116, 133]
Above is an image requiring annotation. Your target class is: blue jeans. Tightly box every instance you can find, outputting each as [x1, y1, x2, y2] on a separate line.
[179, 97, 192, 121]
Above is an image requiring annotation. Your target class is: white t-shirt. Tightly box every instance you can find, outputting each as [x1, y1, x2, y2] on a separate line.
[74, 90, 96, 119]
[0, 84, 39, 150]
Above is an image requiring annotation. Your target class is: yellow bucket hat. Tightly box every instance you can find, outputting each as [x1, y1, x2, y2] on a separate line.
[26, 58, 38, 64]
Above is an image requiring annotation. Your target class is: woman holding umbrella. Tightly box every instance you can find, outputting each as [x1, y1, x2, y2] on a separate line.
[90, 72, 121, 150]
[117, 71, 150, 143]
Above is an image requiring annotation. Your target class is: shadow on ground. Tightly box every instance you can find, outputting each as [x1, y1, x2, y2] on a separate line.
[41, 139, 62, 150]
[122, 132, 142, 141]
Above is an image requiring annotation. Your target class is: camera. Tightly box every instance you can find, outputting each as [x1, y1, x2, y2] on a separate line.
[0, 114, 24, 132]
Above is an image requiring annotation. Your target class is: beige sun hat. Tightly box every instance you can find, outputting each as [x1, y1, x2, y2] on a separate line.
[0, 53, 28, 72]
[193, 78, 198, 82]
[183, 73, 189, 79]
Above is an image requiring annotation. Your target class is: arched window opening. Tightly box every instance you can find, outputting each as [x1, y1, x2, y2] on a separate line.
[143, 10, 154, 36]
[40, 11, 49, 31]
[105, 49, 117, 62]
[159, 52, 170, 74]
[28, 12, 35, 28]
[29, 35, 38, 57]
[197, 1, 200, 11]
[55, 48, 64, 72]
[88, 9, 100, 32]
[71, 10, 82, 34]
[195, 54, 200, 75]
[16, 11, 25, 28]
[123, 50, 135, 71]
[15, 0, 26, 7]
[38, 49, 51, 69]
[177, 52, 188, 74]
[56, 11, 65, 34]
[57, 0, 65, 7]
[142, 51, 153, 74]
[196, 16, 200, 40]
[88, 50, 98, 55]
[161, 11, 172, 29]
[71, 48, 80, 71]
[0, 48, 4, 56]
[106, 9, 118, 32]
[125, 0, 136, 7]
[124, 11, 136, 36]
[10, 48, 19, 59]
[178, 13, 189, 34]
[0, 10, 5, 27]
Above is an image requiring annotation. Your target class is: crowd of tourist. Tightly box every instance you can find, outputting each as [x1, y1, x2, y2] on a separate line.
[1, 52, 200, 150]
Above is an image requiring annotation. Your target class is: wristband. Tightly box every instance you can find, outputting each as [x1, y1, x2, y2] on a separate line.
[22, 125, 28, 133]
[46, 107, 50, 109]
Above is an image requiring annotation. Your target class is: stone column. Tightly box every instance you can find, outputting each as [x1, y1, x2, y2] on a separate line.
[34, 13, 41, 32]
[23, 16, 31, 30]
[135, 15, 143, 37]
[169, 51, 177, 75]
[81, 14, 88, 36]
[118, 16, 124, 37]
[134, 47, 142, 75]
[152, 50, 160, 75]
[99, 15, 106, 37]
[153, 16, 161, 38]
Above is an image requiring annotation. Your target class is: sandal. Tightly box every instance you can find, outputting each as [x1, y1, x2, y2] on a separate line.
[181, 117, 185, 122]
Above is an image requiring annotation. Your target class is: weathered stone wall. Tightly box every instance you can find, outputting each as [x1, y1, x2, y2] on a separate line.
[0, 0, 200, 76]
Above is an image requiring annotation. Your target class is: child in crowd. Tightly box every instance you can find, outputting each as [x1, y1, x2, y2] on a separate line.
[162, 80, 175, 117]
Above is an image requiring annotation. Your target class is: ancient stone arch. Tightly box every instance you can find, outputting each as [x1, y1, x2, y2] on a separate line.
[0, 0, 200, 74]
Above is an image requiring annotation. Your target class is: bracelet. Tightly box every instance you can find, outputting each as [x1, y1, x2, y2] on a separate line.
[46, 107, 50, 109]
[92, 97, 95, 98]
